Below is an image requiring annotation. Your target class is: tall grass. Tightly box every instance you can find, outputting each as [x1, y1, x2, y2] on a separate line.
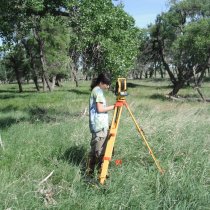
[0, 80, 210, 209]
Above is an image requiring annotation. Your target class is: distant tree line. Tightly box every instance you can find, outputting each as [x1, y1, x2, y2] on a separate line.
[0, 0, 210, 96]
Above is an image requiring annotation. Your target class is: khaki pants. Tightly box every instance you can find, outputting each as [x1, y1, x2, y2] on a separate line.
[90, 129, 108, 158]
[87, 129, 108, 175]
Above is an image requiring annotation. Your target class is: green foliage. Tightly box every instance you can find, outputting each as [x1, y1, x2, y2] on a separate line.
[3, 45, 27, 80]
[39, 15, 70, 76]
[25, 0, 45, 12]
[173, 18, 210, 65]
[69, 0, 139, 79]
[0, 61, 8, 82]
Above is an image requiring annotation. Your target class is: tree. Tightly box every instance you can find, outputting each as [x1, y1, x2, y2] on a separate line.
[42, 16, 70, 89]
[138, 0, 210, 96]
[68, 0, 139, 84]
[0, 0, 71, 91]
[33, 15, 70, 91]
[22, 35, 42, 91]
[3, 45, 28, 92]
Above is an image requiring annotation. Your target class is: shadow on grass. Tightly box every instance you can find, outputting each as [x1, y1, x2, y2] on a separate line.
[59, 145, 87, 176]
[0, 92, 34, 99]
[28, 106, 57, 123]
[0, 117, 26, 129]
[0, 105, 18, 113]
[149, 94, 168, 101]
[68, 89, 89, 95]
[0, 88, 37, 93]
[27, 106, 82, 123]
[0, 104, 27, 129]
[60, 145, 87, 165]
[127, 82, 142, 88]
[0, 89, 17, 93]
[0, 105, 81, 129]
[0, 106, 57, 129]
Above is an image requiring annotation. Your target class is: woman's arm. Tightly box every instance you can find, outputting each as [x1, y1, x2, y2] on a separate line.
[96, 102, 114, 113]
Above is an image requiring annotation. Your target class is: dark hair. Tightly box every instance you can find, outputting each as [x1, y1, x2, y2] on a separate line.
[90, 73, 111, 90]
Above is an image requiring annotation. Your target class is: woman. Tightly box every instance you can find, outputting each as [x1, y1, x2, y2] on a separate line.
[87, 73, 114, 177]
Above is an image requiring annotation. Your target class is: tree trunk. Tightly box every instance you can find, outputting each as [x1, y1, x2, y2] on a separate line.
[73, 71, 79, 87]
[158, 38, 177, 84]
[195, 87, 206, 102]
[149, 68, 154, 78]
[34, 28, 52, 91]
[162, 55, 176, 84]
[69, 49, 79, 87]
[51, 76, 56, 90]
[31, 58, 40, 91]
[55, 76, 61, 87]
[22, 38, 40, 92]
[42, 76, 47, 92]
[71, 63, 79, 87]
[14, 67, 23, 93]
[33, 76, 40, 91]
[10, 55, 23, 92]
[197, 69, 206, 87]
[169, 80, 185, 96]
[160, 66, 164, 78]
[40, 51, 52, 91]
[139, 70, 143, 79]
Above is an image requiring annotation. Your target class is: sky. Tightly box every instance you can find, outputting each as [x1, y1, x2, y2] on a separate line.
[113, 0, 169, 28]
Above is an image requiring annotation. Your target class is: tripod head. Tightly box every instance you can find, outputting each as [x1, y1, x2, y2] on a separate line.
[115, 78, 128, 99]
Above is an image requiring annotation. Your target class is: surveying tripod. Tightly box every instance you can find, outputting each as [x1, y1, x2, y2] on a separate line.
[99, 78, 164, 185]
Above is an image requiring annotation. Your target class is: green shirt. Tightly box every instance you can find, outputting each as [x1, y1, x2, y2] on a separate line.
[89, 86, 108, 133]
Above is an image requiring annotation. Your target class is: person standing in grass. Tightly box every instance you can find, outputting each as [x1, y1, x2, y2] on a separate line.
[87, 73, 114, 178]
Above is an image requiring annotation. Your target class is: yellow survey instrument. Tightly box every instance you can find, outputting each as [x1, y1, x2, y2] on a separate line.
[115, 78, 128, 98]
[99, 78, 164, 185]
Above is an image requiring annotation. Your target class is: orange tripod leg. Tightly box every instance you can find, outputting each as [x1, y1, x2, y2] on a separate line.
[125, 102, 164, 174]
[99, 105, 123, 185]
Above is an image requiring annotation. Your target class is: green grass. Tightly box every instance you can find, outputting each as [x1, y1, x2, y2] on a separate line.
[0, 80, 210, 209]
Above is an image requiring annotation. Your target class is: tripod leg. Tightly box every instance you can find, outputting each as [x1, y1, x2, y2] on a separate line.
[99, 105, 123, 184]
[125, 103, 164, 174]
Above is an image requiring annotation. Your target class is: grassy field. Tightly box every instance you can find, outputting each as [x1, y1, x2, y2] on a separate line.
[0, 79, 210, 209]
